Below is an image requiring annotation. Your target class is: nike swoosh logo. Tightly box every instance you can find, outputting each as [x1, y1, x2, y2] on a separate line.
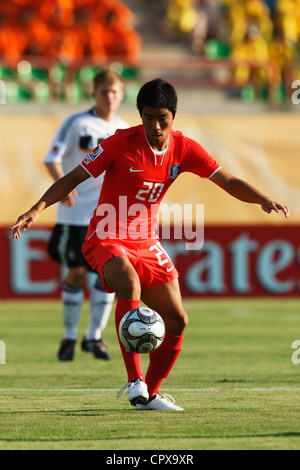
[167, 266, 175, 272]
[129, 167, 144, 172]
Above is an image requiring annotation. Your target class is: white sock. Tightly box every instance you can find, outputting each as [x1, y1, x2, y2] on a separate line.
[62, 283, 84, 341]
[85, 285, 115, 341]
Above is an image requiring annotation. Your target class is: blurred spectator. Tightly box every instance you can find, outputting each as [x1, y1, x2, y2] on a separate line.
[227, 0, 273, 49]
[160, 0, 225, 54]
[0, 5, 28, 62]
[155, 0, 300, 97]
[274, 0, 300, 45]
[244, 0, 273, 43]
[1, 0, 300, 100]
[231, 24, 278, 88]
[263, 0, 277, 19]
[162, 0, 198, 38]
[72, 6, 107, 62]
[221, 0, 299, 93]
[192, 0, 226, 54]
[20, 5, 51, 56]
[227, 1, 248, 48]
[97, 0, 142, 62]
[38, 0, 74, 27]
[0, 0, 141, 63]
[269, 34, 296, 82]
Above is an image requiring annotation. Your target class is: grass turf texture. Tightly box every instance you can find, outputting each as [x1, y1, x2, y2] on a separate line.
[0, 299, 300, 450]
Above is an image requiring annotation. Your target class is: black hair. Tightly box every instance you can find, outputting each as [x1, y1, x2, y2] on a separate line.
[136, 78, 178, 118]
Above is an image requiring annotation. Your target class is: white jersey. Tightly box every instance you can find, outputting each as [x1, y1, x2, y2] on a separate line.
[44, 108, 129, 226]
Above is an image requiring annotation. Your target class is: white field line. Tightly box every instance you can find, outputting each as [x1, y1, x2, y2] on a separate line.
[1, 387, 300, 393]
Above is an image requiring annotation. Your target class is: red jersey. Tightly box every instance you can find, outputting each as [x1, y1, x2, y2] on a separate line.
[80, 125, 221, 240]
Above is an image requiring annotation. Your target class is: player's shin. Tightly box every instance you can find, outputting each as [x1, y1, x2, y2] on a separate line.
[115, 299, 145, 382]
[86, 283, 115, 340]
[145, 333, 184, 397]
[62, 282, 84, 340]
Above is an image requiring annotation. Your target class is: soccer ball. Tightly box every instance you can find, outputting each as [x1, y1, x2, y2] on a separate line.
[119, 307, 165, 354]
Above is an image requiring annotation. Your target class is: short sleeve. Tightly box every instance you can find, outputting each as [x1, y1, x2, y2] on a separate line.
[43, 123, 69, 164]
[43, 115, 80, 164]
[80, 133, 118, 178]
[182, 137, 221, 178]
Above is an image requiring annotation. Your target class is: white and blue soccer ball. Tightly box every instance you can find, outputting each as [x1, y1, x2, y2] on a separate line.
[119, 307, 165, 354]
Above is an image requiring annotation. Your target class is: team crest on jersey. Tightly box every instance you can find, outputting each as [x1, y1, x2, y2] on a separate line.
[169, 164, 181, 180]
[88, 144, 103, 161]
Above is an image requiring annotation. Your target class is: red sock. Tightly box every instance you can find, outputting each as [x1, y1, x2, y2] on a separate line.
[145, 333, 184, 397]
[115, 299, 144, 382]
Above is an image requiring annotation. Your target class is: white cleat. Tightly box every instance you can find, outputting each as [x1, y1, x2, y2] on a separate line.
[117, 379, 149, 406]
[135, 393, 184, 411]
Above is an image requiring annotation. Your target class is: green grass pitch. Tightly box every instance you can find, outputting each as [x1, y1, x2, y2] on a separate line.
[0, 298, 300, 450]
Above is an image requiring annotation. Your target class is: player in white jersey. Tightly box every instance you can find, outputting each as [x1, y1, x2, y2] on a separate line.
[44, 69, 129, 361]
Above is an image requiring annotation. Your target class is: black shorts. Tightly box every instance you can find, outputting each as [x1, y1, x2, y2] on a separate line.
[48, 224, 94, 271]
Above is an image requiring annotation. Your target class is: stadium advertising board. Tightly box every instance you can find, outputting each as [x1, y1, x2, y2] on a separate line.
[1, 225, 299, 299]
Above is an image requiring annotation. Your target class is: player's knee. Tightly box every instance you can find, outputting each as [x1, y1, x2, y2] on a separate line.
[167, 307, 188, 335]
[114, 272, 141, 300]
[103, 256, 141, 299]
[65, 267, 86, 287]
[177, 309, 188, 332]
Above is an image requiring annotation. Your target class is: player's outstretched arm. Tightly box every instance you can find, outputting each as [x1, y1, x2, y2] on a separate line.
[210, 168, 290, 218]
[10, 165, 90, 239]
[44, 162, 78, 207]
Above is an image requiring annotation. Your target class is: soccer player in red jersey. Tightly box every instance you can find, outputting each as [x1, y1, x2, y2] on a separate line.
[11, 79, 289, 411]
